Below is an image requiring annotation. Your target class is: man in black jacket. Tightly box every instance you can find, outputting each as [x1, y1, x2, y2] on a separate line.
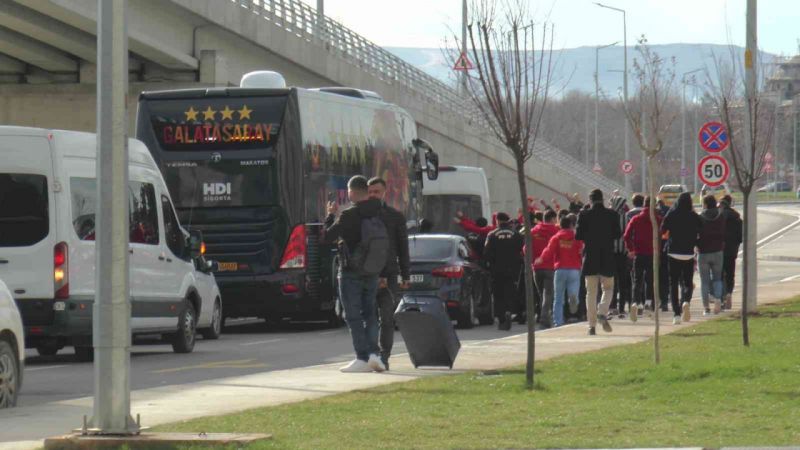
[661, 192, 701, 324]
[325, 175, 386, 373]
[576, 189, 621, 335]
[483, 212, 523, 331]
[368, 177, 410, 370]
[719, 195, 743, 310]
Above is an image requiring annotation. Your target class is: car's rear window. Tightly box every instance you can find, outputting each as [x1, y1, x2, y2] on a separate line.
[0, 173, 49, 247]
[408, 238, 453, 260]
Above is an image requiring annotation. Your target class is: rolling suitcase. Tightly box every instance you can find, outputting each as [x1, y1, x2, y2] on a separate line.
[394, 294, 460, 369]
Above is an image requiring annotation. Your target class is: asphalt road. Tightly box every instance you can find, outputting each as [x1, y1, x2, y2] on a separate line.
[16, 205, 800, 409]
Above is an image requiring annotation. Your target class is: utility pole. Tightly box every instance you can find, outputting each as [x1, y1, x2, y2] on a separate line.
[595, 42, 618, 173]
[461, 0, 467, 95]
[585, 102, 590, 166]
[743, 0, 758, 312]
[316, 0, 325, 39]
[641, 105, 647, 192]
[595, 3, 630, 192]
[693, 84, 699, 193]
[681, 69, 702, 187]
[794, 105, 797, 192]
[91, 0, 136, 434]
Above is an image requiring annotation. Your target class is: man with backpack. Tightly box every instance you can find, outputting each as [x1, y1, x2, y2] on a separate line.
[483, 212, 523, 331]
[325, 175, 388, 373]
[367, 177, 410, 371]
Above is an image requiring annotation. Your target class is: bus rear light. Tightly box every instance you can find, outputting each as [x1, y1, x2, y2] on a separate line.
[432, 265, 464, 279]
[279, 225, 307, 270]
[54, 242, 69, 299]
[281, 284, 300, 294]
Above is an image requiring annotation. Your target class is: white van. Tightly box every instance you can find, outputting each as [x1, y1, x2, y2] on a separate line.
[0, 127, 222, 361]
[422, 166, 491, 235]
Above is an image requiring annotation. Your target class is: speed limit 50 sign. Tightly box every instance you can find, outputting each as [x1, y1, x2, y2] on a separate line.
[698, 155, 730, 187]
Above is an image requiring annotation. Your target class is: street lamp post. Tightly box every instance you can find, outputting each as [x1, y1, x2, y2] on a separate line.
[595, 2, 630, 193]
[681, 68, 703, 187]
[595, 42, 619, 174]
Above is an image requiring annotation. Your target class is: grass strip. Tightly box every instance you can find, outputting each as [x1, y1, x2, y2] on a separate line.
[160, 298, 800, 449]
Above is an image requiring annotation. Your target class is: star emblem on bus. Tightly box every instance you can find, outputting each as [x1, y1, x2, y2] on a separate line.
[202, 106, 217, 121]
[238, 105, 253, 120]
[220, 106, 234, 120]
[184, 106, 199, 122]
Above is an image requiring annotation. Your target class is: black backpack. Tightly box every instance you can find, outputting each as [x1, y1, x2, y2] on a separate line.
[348, 216, 389, 276]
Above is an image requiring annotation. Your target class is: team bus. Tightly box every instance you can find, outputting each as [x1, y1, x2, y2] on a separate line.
[135, 71, 438, 325]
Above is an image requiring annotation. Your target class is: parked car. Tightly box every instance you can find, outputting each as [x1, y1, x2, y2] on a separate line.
[0, 279, 23, 408]
[658, 184, 689, 208]
[700, 183, 731, 203]
[757, 181, 791, 192]
[0, 127, 222, 361]
[398, 234, 493, 328]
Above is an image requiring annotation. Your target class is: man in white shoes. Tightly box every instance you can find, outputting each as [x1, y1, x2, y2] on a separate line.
[325, 175, 387, 373]
[661, 192, 702, 326]
[697, 195, 726, 316]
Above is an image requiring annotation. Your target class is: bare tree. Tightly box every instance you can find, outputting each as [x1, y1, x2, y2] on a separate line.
[704, 49, 775, 346]
[457, 0, 555, 389]
[622, 37, 679, 364]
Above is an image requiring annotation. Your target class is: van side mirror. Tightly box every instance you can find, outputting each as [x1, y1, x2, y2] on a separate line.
[188, 230, 204, 259]
[412, 138, 439, 181]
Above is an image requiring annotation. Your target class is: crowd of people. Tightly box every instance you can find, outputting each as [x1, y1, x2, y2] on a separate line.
[324, 175, 743, 373]
[454, 188, 743, 334]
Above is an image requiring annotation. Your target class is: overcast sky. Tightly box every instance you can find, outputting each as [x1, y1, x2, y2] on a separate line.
[300, 0, 799, 56]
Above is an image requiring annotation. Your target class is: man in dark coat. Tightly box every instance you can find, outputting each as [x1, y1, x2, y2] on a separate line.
[719, 195, 742, 310]
[483, 212, 523, 331]
[575, 189, 621, 335]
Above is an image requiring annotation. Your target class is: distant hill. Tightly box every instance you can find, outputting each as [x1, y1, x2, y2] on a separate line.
[387, 44, 776, 96]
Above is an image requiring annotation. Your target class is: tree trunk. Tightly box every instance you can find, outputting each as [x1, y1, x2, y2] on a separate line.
[646, 154, 661, 364]
[740, 189, 751, 346]
[515, 156, 537, 389]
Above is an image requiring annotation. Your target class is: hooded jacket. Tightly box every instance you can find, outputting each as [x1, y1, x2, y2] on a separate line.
[378, 202, 411, 280]
[721, 203, 743, 251]
[458, 213, 497, 237]
[539, 228, 583, 270]
[624, 209, 662, 256]
[698, 206, 726, 254]
[324, 198, 382, 257]
[661, 192, 702, 255]
[529, 222, 559, 270]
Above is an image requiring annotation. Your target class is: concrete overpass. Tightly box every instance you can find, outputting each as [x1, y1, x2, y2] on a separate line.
[0, 0, 624, 212]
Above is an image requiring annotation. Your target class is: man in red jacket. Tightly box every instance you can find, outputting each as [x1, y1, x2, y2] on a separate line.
[623, 197, 662, 321]
[536, 216, 584, 329]
[455, 211, 496, 237]
[529, 209, 559, 327]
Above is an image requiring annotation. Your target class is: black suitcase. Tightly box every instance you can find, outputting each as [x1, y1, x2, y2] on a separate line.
[394, 294, 460, 369]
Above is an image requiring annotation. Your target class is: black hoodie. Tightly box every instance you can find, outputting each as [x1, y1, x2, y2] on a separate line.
[661, 192, 701, 255]
[324, 198, 382, 254]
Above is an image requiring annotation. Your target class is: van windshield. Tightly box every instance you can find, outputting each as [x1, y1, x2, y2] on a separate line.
[0, 173, 49, 247]
[422, 194, 483, 235]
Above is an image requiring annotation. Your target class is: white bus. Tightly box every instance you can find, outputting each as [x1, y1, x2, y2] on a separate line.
[422, 165, 491, 235]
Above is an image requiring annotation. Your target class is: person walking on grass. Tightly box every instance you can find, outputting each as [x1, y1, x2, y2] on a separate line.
[624, 196, 661, 323]
[575, 189, 621, 335]
[698, 194, 726, 315]
[719, 195, 742, 310]
[536, 216, 583, 329]
[367, 177, 410, 372]
[661, 192, 701, 325]
[483, 212, 523, 331]
[325, 175, 387, 373]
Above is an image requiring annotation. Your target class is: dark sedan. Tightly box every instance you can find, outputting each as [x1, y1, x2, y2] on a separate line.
[399, 234, 493, 328]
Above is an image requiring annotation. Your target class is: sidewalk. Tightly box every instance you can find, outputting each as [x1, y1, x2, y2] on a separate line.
[3, 271, 798, 450]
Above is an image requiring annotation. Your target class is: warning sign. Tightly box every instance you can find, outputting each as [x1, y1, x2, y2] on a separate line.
[453, 52, 474, 71]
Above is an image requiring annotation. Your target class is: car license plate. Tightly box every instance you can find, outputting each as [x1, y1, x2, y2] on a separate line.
[217, 262, 238, 272]
[410, 274, 424, 283]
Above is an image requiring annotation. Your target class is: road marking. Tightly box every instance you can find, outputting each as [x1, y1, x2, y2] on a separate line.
[25, 365, 68, 372]
[152, 359, 267, 374]
[319, 330, 342, 336]
[780, 274, 800, 283]
[239, 338, 286, 347]
[741, 210, 800, 257]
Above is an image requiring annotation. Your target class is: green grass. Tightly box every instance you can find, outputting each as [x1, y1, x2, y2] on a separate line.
[730, 191, 799, 203]
[160, 299, 800, 449]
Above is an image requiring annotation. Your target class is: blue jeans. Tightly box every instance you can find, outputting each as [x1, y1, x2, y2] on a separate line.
[698, 251, 724, 307]
[338, 271, 380, 361]
[553, 269, 580, 327]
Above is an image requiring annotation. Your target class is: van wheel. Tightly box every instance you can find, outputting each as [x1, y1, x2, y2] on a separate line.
[200, 298, 222, 340]
[74, 346, 94, 362]
[0, 340, 19, 408]
[36, 344, 60, 357]
[172, 300, 197, 354]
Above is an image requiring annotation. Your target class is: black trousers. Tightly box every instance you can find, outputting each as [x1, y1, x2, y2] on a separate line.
[668, 257, 694, 316]
[534, 269, 555, 326]
[659, 251, 670, 309]
[377, 275, 399, 364]
[611, 253, 632, 312]
[723, 247, 739, 296]
[492, 272, 518, 319]
[633, 254, 654, 307]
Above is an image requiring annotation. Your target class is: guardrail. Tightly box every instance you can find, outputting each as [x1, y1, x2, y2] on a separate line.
[232, 0, 625, 195]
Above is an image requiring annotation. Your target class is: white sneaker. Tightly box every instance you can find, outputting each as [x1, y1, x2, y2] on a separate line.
[703, 308, 712, 317]
[368, 354, 386, 372]
[672, 315, 682, 325]
[713, 298, 722, 314]
[629, 304, 638, 323]
[340, 359, 372, 373]
[681, 302, 691, 323]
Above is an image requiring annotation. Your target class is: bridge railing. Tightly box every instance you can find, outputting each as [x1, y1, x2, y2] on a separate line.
[233, 0, 624, 195]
